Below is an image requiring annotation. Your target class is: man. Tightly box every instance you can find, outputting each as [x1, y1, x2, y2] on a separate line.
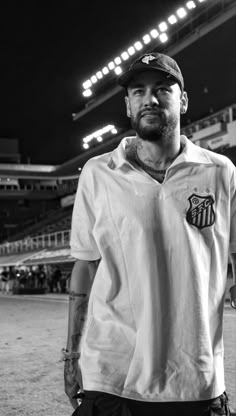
[37, 265, 46, 289]
[64, 52, 236, 415]
[1, 267, 9, 294]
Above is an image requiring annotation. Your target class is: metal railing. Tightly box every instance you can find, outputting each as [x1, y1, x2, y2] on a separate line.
[181, 104, 236, 137]
[0, 229, 71, 255]
[0, 178, 79, 194]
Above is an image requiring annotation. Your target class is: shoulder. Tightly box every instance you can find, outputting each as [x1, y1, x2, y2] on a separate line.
[204, 148, 234, 167]
[81, 151, 112, 176]
[207, 151, 235, 183]
[76, 151, 113, 193]
[192, 141, 235, 172]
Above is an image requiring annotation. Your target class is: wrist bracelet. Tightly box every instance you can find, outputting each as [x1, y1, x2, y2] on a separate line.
[61, 348, 81, 361]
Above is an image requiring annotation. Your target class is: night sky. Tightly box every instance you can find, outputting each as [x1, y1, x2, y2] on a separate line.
[0, 1, 235, 165]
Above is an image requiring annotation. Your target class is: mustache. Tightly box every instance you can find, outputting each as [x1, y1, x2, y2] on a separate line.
[139, 108, 162, 117]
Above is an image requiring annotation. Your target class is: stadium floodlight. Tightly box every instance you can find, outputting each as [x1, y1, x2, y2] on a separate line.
[114, 66, 122, 75]
[114, 56, 122, 65]
[83, 79, 92, 90]
[150, 29, 159, 39]
[82, 125, 117, 147]
[186, 1, 196, 9]
[91, 75, 98, 84]
[168, 14, 178, 24]
[159, 33, 168, 43]
[102, 124, 115, 134]
[159, 21, 168, 32]
[83, 136, 90, 143]
[143, 34, 151, 44]
[128, 46, 136, 55]
[80, 1, 205, 98]
[134, 41, 143, 51]
[96, 71, 103, 79]
[176, 7, 187, 18]
[83, 134, 93, 143]
[82, 89, 92, 97]
[102, 66, 109, 75]
[108, 61, 115, 70]
[121, 51, 129, 61]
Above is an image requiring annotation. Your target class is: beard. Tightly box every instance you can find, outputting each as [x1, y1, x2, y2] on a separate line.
[130, 108, 179, 143]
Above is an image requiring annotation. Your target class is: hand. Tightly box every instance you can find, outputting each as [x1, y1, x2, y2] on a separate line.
[64, 358, 83, 409]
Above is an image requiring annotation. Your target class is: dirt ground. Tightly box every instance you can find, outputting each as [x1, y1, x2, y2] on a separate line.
[0, 295, 72, 416]
[0, 294, 236, 416]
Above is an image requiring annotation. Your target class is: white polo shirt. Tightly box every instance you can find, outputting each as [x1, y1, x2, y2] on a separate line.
[70, 136, 236, 402]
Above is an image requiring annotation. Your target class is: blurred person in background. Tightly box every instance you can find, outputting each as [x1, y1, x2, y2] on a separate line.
[1, 267, 9, 294]
[7, 267, 16, 294]
[37, 265, 46, 289]
[52, 265, 62, 292]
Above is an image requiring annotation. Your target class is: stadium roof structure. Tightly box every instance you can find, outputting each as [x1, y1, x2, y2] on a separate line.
[0, 250, 43, 268]
[0, 247, 74, 267]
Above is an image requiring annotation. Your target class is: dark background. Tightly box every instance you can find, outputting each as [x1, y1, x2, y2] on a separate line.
[0, 0, 236, 165]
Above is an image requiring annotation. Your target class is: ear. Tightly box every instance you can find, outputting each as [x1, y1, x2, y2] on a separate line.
[180, 91, 188, 114]
[125, 96, 131, 118]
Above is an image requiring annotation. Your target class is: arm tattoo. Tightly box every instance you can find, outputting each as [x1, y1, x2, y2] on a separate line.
[69, 291, 87, 300]
[87, 259, 100, 267]
[87, 259, 100, 280]
[70, 295, 89, 349]
[68, 260, 100, 351]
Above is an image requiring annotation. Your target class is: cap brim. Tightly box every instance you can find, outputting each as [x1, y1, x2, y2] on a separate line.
[118, 63, 183, 90]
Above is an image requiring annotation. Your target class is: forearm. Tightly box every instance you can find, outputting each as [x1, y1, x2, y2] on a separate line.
[230, 252, 236, 284]
[66, 259, 99, 352]
[229, 253, 236, 309]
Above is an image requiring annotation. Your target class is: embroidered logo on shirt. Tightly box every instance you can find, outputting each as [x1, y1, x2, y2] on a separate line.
[186, 194, 215, 229]
[142, 55, 156, 65]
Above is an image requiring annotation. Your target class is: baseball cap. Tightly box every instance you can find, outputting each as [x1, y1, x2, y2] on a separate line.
[118, 52, 184, 91]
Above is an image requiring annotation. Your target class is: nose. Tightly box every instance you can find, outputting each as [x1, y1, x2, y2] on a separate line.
[143, 90, 159, 107]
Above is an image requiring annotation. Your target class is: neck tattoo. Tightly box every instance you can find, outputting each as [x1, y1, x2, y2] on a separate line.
[134, 147, 167, 174]
[134, 141, 183, 174]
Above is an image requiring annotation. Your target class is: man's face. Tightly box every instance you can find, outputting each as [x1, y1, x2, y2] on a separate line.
[125, 70, 188, 143]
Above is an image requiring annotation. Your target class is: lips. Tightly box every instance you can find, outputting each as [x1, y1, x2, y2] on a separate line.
[141, 112, 160, 120]
[141, 111, 160, 117]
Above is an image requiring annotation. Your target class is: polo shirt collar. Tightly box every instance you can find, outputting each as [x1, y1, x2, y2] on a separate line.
[108, 137, 135, 170]
[108, 135, 214, 170]
[176, 135, 214, 165]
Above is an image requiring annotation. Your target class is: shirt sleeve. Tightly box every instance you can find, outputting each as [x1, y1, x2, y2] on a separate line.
[230, 165, 236, 253]
[70, 162, 101, 261]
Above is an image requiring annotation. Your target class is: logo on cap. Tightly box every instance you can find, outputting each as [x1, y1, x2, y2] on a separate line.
[141, 55, 156, 65]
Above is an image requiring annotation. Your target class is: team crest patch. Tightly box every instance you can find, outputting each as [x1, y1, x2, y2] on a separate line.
[186, 194, 215, 229]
